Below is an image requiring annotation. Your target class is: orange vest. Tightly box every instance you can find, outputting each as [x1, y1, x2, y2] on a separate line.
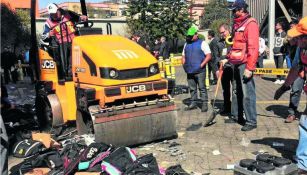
[228, 18, 257, 65]
[47, 15, 76, 44]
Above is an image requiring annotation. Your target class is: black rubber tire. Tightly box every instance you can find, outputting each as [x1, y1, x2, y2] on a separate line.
[35, 96, 53, 131]
[272, 157, 291, 167]
[256, 154, 276, 163]
[239, 159, 256, 168]
[254, 161, 275, 173]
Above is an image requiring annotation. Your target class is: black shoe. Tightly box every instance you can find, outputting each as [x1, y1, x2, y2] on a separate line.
[184, 104, 197, 111]
[201, 103, 208, 112]
[220, 109, 231, 116]
[241, 124, 257, 131]
[225, 117, 237, 123]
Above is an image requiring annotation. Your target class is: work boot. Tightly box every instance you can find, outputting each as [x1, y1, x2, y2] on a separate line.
[285, 114, 296, 123]
[184, 103, 197, 111]
[241, 124, 257, 131]
[201, 103, 208, 112]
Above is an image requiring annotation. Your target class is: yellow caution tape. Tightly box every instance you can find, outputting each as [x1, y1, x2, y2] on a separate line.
[253, 68, 289, 76]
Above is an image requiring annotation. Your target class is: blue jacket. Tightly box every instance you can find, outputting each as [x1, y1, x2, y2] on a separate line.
[183, 39, 206, 74]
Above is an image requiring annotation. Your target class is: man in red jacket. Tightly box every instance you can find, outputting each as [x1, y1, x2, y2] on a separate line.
[220, 0, 259, 131]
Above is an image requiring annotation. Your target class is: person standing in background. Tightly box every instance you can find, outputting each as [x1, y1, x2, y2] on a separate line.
[208, 30, 222, 85]
[273, 21, 287, 84]
[257, 37, 266, 68]
[182, 26, 212, 112]
[159, 36, 170, 60]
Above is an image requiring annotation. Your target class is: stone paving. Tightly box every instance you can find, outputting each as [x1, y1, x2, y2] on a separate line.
[135, 67, 306, 175]
[8, 66, 306, 175]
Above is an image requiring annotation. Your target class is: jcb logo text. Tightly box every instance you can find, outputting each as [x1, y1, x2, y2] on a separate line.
[126, 85, 146, 93]
[42, 60, 55, 69]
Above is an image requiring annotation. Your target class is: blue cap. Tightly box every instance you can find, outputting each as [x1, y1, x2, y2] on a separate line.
[227, 0, 248, 10]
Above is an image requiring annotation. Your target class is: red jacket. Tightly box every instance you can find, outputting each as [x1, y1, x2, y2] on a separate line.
[228, 17, 259, 71]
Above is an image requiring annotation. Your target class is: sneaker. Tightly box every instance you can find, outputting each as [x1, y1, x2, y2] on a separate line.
[279, 80, 285, 84]
[274, 80, 280, 84]
[241, 124, 257, 131]
[285, 114, 296, 123]
[184, 103, 197, 111]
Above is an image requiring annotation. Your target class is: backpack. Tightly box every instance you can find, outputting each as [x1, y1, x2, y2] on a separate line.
[78, 143, 110, 171]
[13, 139, 46, 158]
[9, 150, 59, 175]
[64, 142, 110, 175]
[101, 147, 137, 175]
[124, 154, 160, 175]
[165, 165, 190, 175]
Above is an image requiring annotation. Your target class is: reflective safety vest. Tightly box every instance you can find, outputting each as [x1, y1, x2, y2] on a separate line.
[46, 15, 76, 43]
[183, 39, 206, 74]
[228, 18, 257, 65]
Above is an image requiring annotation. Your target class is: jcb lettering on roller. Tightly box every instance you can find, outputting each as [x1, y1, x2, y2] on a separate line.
[126, 84, 146, 93]
[41, 60, 55, 69]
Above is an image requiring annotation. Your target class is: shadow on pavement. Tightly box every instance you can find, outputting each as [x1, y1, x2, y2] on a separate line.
[261, 77, 277, 82]
[251, 137, 298, 161]
[186, 123, 203, 131]
[266, 105, 288, 118]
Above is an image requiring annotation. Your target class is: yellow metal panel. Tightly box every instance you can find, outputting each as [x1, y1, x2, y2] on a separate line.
[55, 82, 77, 122]
[38, 49, 58, 83]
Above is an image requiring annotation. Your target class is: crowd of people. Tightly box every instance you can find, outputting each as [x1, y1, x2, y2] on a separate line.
[131, 33, 171, 60]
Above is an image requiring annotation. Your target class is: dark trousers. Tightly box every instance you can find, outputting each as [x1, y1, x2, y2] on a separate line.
[274, 55, 285, 80]
[221, 64, 233, 112]
[257, 54, 264, 68]
[231, 64, 257, 126]
[288, 77, 305, 115]
[53, 42, 72, 79]
[208, 59, 218, 81]
[187, 71, 208, 105]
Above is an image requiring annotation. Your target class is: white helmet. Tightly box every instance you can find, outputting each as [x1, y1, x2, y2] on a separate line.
[47, 3, 58, 14]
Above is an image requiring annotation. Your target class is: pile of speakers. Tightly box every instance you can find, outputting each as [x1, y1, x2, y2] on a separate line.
[234, 154, 298, 175]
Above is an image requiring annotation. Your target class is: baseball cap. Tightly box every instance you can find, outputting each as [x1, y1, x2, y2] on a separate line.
[288, 17, 307, 38]
[227, 0, 248, 10]
[47, 3, 58, 14]
[187, 26, 198, 36]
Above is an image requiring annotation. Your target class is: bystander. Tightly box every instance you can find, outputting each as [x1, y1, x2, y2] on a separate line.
[182, 26, 212, 112]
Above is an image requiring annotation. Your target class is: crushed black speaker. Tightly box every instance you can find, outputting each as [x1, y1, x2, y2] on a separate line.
[234, 154, 298, 175]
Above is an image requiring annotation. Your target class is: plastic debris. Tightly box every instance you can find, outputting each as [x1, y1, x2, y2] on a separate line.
[240, 137, 250, 147]
[212, 149, 221, 155]
[226, 164, 235, 170]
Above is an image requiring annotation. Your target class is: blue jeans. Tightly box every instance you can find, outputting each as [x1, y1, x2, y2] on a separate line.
[187, 71, 208, 104]
[288, 77, 304, 115]
[231, 64, 257, 126]
[297, 106, 307, 171]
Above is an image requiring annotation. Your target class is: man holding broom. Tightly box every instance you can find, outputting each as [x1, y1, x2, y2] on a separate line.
[220, 0, 259, 131]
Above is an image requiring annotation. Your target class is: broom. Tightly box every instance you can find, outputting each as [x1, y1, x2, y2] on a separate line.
[204, 64, 224, 127]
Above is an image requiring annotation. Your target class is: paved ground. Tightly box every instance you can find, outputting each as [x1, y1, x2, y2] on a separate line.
[7, 65, 306, 175]
[134, 67, 306, 174]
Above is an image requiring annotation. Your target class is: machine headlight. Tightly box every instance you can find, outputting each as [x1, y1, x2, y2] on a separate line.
[148, 63, 159, 76]
[149, 65, 158, 74]
[109, 69, 118, 78]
